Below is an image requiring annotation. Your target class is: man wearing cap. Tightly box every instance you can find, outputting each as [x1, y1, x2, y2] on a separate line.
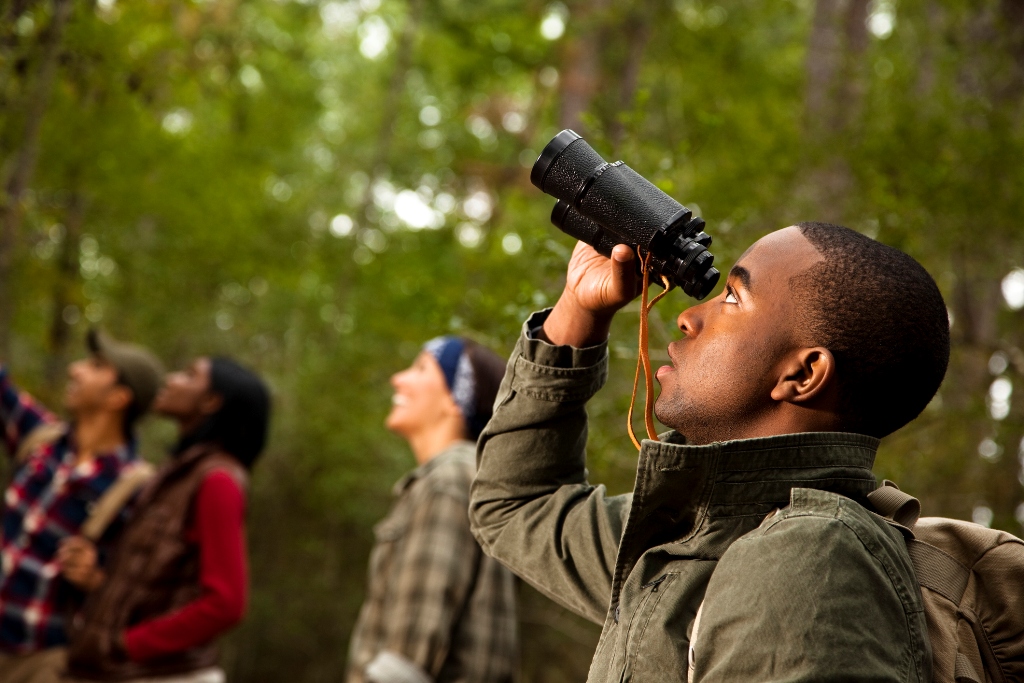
[0, 330, 163, 683]
[346, 336, 518, 683]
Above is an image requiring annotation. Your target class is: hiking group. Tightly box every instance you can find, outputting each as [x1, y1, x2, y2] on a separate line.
[0, 337, 269, 683]
[1, 221, 1021, 683]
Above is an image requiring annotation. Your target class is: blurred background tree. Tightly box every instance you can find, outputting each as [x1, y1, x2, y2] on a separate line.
[1, 0, 1023, 680]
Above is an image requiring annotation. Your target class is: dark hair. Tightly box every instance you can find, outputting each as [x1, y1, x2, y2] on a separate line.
[117, 373, 143, 439]
[174, 358, 271, 469]
[791, 222, 950, 438]
[461, 339, 508, 439]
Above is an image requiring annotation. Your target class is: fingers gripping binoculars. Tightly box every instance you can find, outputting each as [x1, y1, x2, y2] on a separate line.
[531, 130, 720, 300]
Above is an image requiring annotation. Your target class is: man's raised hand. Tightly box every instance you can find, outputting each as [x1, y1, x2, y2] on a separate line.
[541, 242, 642, 348]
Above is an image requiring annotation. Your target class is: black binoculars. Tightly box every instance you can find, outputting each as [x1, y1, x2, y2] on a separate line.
[531, 130, 720, 300]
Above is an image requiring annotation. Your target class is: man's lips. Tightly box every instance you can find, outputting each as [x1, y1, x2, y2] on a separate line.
[655, 364, 674, 381]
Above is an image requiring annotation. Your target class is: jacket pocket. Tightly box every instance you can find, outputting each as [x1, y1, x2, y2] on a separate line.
[619, 573, 689, 683]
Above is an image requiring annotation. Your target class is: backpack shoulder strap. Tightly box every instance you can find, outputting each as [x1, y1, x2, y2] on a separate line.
[866, 480, 921, 529]
[13, 422, 67, 465]
[905, 538, 971, 604]
[80, 461, 156, 541]
[866, 481, 969, 598]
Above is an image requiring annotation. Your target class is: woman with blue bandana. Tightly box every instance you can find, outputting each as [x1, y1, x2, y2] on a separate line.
[346, 337, 519, 683]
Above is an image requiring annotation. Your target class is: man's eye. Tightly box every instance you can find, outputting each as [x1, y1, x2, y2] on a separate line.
[724, 288, 738, 304]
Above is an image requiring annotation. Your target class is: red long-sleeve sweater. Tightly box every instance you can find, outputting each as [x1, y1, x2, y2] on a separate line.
[123, 470, 248, 662]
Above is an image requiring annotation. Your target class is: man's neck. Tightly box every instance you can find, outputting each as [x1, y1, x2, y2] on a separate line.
[679, 404, 843, 446]
[73, 411, 127, 464]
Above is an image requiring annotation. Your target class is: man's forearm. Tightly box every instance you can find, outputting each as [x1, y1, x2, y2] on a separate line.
[0, 365, 57, 456]
[470, 312, 629, 623]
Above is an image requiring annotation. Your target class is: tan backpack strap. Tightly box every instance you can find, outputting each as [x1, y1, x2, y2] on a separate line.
[80, 461, 156, 541]
[13, 422, 67, 465]
[866, 480, 921, 529]
[906, 538, 971, 604]
[954, 652, 983, 683]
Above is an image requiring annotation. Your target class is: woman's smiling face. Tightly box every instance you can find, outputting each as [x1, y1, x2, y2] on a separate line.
[385, 351, 460, 438]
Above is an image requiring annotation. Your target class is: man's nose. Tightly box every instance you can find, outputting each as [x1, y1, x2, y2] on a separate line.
[676, 303, 706, 337]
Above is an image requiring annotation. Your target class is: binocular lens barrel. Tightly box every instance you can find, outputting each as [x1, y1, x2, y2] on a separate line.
[551, 201, 620, 258]
[532, 130, 720, 300]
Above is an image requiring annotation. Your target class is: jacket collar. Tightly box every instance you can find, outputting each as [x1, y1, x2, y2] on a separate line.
[611, 431, 880, 603]
[643, 430, 878, 506]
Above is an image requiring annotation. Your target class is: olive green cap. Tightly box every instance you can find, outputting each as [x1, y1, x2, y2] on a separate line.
[86, 328, 165, 415]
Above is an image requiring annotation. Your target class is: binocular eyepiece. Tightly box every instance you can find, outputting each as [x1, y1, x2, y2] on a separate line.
[531, 130, 720, 300]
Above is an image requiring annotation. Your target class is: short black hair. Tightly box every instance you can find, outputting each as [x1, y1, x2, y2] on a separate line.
[175, 358, 271, 469]
[791, 222, 950, 438]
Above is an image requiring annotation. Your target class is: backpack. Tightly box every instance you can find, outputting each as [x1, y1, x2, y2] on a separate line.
[867, 481, 1024, 683]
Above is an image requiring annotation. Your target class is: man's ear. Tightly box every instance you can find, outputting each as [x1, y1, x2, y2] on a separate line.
[107, 385, 134, 413]
[770, 347, 837, 405]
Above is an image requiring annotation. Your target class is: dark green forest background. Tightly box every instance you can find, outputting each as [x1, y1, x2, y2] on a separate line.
[2, 0, 1024, 680]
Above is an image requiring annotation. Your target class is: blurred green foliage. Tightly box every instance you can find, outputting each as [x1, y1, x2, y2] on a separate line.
[2, 0, 1024, 680]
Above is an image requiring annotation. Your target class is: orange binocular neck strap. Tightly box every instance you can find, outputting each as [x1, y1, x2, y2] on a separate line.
[628, 247, 673, 451]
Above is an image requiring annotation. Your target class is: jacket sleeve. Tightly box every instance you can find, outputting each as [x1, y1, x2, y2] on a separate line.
[0, 365, 58, 458]
[469, 310, 632, 625]
[124, 471, 248, 661]
[694, 510, 922, 683]
[372, 483, 481, 682]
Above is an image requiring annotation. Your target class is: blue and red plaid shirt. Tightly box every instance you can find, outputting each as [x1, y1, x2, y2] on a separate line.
[0, 366, 138, 653]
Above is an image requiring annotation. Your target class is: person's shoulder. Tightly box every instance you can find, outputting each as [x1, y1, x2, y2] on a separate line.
[195, 468, 247, 518]
[419, 443, 475, 499]
[708, 488, 921, 635]
[784, 487, 905, 547]
[700, 490, 927, 680]
[202, 467, 245, 491]
[732, 487, 913, 581]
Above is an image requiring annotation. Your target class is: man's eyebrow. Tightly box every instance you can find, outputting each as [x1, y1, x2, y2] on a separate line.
[729, 265, 752, 292]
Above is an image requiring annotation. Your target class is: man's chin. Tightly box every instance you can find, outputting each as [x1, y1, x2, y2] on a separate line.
[653, 401, 681, 434]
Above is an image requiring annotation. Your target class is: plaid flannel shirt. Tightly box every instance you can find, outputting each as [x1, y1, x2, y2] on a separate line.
[0, 365, 137, 653]
[347, 441, 518, 683]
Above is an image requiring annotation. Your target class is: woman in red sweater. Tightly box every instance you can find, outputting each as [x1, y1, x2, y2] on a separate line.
[58, 357, 270, 683]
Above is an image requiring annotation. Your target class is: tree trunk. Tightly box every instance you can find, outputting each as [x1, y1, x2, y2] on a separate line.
[999, 0, 1024, 101]
[558, 0, 611, 133]
[799, 0, 870, 222]
[44, 190, 85, 391]
[0, 0, 73, 357]
[804, 0, 847, 133]
[608, 10, 652, 153]
[356, 0, 422, 226]
[804, 0, 869, 136]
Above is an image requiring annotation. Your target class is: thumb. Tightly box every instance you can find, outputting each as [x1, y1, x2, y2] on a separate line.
[610, 244, 638, 298]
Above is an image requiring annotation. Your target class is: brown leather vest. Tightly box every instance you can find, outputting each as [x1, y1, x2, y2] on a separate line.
[67, 444, 248, 681]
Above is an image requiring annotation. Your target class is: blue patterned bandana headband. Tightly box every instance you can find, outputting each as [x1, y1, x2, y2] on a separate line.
[423, 336, 480, 436]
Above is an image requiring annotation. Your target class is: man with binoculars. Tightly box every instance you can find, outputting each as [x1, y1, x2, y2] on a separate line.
[469, 220, 948, 681]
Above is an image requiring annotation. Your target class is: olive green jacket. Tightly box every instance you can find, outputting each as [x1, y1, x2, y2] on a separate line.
[469, 311, 930, 682]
